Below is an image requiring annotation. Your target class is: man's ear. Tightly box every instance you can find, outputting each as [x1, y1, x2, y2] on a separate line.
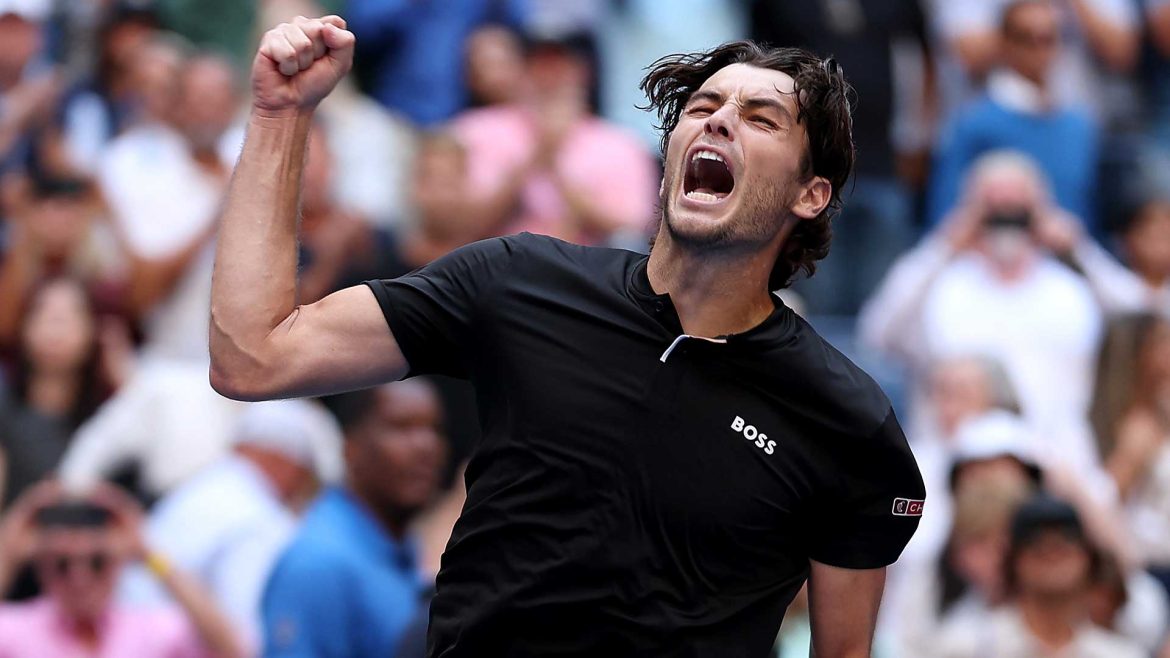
[790, 176, 831, 220]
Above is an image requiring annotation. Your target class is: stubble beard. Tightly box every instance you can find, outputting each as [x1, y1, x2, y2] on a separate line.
[659, 168, 792, 251]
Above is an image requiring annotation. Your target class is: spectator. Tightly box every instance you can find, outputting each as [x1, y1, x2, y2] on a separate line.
[55, 47, 248, 501]
[900, 358, 1021, 566]
[928, 0, 1139, 124]
[119, 399, 341, 653]
[296, 126, 401, 304]
[1089, 312, 1170, 595]
[97, 44, 238, 360]
[0, 175, 126, 349]
[261, 380, 446, 658]
[937, 494, 1145, 658]
[1052, 196, 1170, 315]
[0, 279, 122, 509]
[748, 0, 931, 315]
[48, 7, 161, 176]
[313, 80, 417, 230]
[464, 25, 528, 108]
[0, 481, 245, 657]
[891, 474, 1033, 658]
[345, 0, 526, 125]
[927, 0, 1100, 228]
[452, 32, 658, 246]
[1087, 549, 1170, 656]
[0, 0, 58, 177]
[861, 151, 1103, 479]
[395, 131, 481, 267]
[57, 357, 245, 503]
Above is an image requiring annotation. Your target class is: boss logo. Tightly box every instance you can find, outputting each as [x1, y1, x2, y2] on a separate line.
[892, 497, 925, 517]
[731, 416, 776, 455]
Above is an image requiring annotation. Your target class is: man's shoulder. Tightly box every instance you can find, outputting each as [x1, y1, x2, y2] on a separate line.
[769, 314, 895, 438]
[465, 232, 642, 281]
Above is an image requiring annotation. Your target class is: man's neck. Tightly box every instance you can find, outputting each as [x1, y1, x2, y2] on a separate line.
[646, 229, 779, 338]
[347, 485, 409, 540]
[1017, 593, 1083, 651]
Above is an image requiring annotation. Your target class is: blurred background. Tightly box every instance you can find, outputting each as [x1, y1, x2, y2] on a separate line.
[1, 0, 1170, 656]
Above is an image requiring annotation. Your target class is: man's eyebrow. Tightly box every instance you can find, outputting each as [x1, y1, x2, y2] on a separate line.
[686, 89, 796, 123]
[742, 96, 795, 123]
[685, 89, 724, 106]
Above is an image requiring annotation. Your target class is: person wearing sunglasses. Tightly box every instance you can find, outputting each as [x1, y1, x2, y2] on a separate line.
[0, 480, 245, 658]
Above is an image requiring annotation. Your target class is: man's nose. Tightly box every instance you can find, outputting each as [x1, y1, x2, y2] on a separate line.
[704, 105, 736, 141]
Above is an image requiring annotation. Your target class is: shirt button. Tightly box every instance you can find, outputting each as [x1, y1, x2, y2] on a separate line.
[654, 301, 665, 312]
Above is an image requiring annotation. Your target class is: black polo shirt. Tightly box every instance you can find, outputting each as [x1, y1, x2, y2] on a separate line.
[365, 233, 924, 658]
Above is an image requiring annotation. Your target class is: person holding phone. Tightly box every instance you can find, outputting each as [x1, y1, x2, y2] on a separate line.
[0, 480, 245, 658]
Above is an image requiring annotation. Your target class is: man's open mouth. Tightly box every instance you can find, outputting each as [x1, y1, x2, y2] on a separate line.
[683, 149, 735, 203]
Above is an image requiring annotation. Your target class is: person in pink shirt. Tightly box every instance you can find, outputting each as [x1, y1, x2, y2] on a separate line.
[451, 32, 659, 247]
[0, 481, 244, 658]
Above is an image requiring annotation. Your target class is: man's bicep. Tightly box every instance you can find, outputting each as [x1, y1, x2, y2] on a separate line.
[267, 285, 408, 398]
[807, 561, 885, 658]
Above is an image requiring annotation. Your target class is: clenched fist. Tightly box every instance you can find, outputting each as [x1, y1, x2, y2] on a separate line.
[252, 15, 355, 117]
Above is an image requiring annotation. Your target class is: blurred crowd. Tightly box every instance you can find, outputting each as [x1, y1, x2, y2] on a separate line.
[2, 0, 1170, 656]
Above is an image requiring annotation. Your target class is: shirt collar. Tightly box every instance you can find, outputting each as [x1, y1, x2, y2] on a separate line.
[627, 256, 794, 347]
[321, 487, 417, 573]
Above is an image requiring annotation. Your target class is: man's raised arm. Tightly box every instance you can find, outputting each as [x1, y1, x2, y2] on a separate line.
[210, 16, 406, 401]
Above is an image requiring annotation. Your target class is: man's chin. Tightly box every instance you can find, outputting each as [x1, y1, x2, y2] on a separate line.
[663, 204, 735, 247]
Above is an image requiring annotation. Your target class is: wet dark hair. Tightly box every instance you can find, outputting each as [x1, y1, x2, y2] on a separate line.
[639, 41, 856, 289]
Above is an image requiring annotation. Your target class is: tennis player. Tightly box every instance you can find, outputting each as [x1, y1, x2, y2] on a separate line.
[210, 15, 925, 657]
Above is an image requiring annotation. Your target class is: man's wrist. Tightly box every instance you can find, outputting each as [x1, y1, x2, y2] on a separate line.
[250, 105, 316, 124]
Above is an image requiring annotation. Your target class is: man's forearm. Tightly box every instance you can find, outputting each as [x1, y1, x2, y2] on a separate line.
[209, 111, 312, 390]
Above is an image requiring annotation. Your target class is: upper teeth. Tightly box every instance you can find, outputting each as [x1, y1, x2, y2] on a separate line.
[692, 150, 724, 164]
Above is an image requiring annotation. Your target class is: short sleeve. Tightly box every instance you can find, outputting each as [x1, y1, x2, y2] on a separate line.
[806, 410, 926, 569]
[363, 235, 522, 379]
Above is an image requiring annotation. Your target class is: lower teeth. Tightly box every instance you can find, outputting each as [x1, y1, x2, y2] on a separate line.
[686, 191, 720, 202]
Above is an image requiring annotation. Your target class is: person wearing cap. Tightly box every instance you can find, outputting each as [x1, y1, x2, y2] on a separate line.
[260, 380, 446, 658]
[889, 407, 1041, 610]
[937, 494, 1145, 658]
[0, 479, 245, 657]
[450, 30, 659, 247]
[888, 475, 1033, 658]
[116, 398, 342, 654]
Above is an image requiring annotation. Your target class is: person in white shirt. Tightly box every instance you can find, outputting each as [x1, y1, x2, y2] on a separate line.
[97, 42, 241, 362]
[937, 494, 1146, 658]
[860, 150, 1103, 480]
[117, 398, 343, 654]
[927, 0, 1139, 124]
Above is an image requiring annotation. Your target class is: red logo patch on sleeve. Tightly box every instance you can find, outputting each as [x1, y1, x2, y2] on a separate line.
[891, 498, 925, 517]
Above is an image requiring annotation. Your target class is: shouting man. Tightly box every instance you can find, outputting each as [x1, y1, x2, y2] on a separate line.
[210, 15, 925, 658]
